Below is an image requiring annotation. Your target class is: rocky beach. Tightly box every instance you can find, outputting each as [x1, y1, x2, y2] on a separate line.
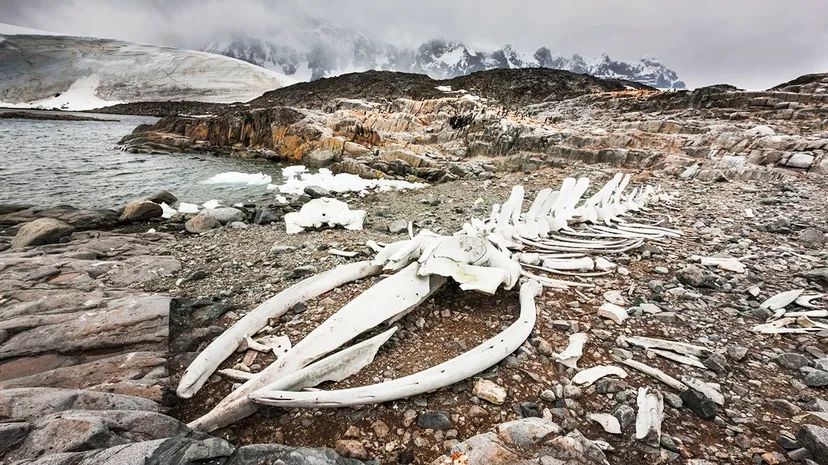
[1, 67, 827, 465]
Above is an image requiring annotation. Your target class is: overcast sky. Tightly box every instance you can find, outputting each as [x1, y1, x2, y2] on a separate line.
[1, 0, 826, 89]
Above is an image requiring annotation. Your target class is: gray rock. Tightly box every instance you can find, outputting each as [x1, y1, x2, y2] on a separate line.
[253, 207, 280, 225]
[387, 219, 408, 234]
[496, 417, 561, 447]
[676, 265, 717, 288]
[203, 207, 244, 224]
[680, 389, 717, 419]
[0, 388, 159, 422]
[287, 265, 318, 279]
[120, 200, 163, 222]
[228, 221, 248, 229]
[805, 370, 828, 388]
[0, 205, 119, 230]
[229, 443, 368, 464]
[519, 402, 542, 418]
[185, 213, 221, 233]
[797, 424, 828, 465]
[303, 149, 338, 168]
[776, 352, 812, 370]
[147, 190, 177, 205]
[800, 228, 826, 245]
[727, 345, 748, 361]
[703, 353, 729, 374]
[11, 218, 74, 249]
[0, 422, 30, 455]
[417, 410, 453, 430]
[613, 405, 635, 430]
[304, 186, 331, 199]
[6, 409, 188, 461]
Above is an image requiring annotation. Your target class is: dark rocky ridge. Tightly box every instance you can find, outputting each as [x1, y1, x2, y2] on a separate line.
[97, 68, 653, 116]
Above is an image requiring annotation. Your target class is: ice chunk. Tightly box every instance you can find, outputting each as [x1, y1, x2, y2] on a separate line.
[202, 172, 272, 186]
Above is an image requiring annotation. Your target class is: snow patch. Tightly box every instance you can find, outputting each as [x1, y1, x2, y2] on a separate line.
[271, 166, 426, 196]
[0, 75, 123, 111]
[202, 171, 272, 186]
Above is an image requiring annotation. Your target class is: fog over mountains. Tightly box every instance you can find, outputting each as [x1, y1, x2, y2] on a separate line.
[204, 26, 686, 89]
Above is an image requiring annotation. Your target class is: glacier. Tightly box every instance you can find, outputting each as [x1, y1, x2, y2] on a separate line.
[0, 23, 295, 111]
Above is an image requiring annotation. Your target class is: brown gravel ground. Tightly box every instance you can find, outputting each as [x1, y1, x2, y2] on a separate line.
[140, 164, 828, 464]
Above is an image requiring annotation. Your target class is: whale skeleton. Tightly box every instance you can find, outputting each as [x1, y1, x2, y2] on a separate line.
[180, 172, 681, 431]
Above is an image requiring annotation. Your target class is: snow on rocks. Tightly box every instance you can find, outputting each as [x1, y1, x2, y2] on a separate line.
[271, 166, 425, 196]
[202, 171, 273, 186]
[284, 197, 365, 234]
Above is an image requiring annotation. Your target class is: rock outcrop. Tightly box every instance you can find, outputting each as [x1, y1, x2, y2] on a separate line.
[119, 71, 828, 184]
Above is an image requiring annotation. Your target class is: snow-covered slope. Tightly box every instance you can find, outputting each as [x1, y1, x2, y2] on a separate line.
[0, 23, 294, 111]
[206, 35, 686, 89]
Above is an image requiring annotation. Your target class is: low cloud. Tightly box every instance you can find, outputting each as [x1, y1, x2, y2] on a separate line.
[1, 0, 826, 89]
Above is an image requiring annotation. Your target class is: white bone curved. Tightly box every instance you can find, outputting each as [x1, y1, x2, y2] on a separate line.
[760, 289, 804, 310]
[572, 365, 628, 386]
[176, 260, 382, 399]
[189, 262, 444, 431]
[590, 413, 622, 435]
[618, 358, 687, 391]
[250, 280, 543, 408]
[795, 293, 825, 309]
[192, 326, 399, 431]
[554, 333, 587, 369]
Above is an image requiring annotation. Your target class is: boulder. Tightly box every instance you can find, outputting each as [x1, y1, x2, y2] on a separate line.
[11, 218, 75, 249]
[496, 418, 561, 447]
[0, 206, 119, 230]
[304, 149, 338, 167]
[185, 214, 222, 233]
[797, 424, 828, 464]
[120, 200, 163, 222]
[147, 190, 177, 205]
[304, 186, 331, 199]
[202, 207, 244, 224]
[253, 207, 281, 225]
[0, 388, 159, 422]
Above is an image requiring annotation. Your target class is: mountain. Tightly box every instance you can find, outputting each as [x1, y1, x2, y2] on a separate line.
[0, 23, 294, 111]
[206, 36, 686, 89]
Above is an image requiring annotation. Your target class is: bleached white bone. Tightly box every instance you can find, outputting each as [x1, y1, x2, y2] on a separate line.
[681, 376, 725, 405]
[647, 348, 706, 369]
[618, 358, 687, 391]
[635, 387, 663, 446]
[795, 294, 826, 309]
[624, 336, 711, 358]
[250, 280, 543, 408]
[597, 302, 628, 324]
[554, 333, 587, 369]
[202, 327, 399, 430]
[572, 365, 628, 386]
[189, 262, 444, 431]
[589, 413, 622, 435]
[699, 256, 745, 274]
[760, 289, 804, 310]
[177, 260, 382, 398]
